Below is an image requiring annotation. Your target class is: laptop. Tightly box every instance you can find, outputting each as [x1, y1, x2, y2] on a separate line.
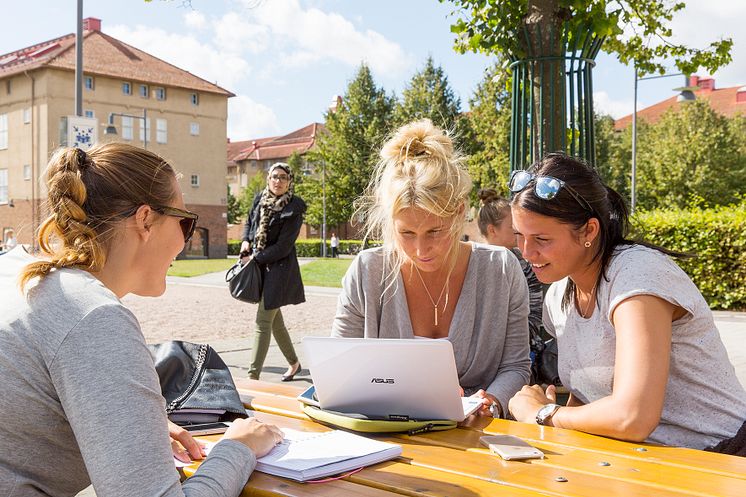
[301, 337, 483, 421]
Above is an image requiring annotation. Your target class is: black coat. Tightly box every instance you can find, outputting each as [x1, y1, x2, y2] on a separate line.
[241, 194, 306, 310]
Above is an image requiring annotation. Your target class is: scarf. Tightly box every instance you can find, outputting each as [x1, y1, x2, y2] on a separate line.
[254, 169, 294, 252]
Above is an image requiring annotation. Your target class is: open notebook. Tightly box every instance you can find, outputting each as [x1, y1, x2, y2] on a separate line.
[185, 428, 402, 482]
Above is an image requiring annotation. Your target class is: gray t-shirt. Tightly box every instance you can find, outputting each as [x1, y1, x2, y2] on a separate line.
[0, 247, 256, 497]
[543, 245, 746, 449]
[331, 244, 531, 410]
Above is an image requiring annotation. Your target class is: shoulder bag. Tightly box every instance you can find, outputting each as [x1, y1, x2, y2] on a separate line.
[226, 256, 263, 304]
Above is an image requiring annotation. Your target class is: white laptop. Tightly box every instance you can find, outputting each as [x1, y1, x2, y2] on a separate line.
[301, 337, 483, 421]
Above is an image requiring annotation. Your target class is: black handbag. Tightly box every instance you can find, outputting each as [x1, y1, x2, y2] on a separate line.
[226, 257, 263, 304]
[148, 341, 247, 424]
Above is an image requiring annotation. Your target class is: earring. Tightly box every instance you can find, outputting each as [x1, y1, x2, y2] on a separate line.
[584, 241, 591, 248]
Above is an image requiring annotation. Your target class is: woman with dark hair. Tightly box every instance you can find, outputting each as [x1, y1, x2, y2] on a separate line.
[240, 162, 306, 381]
[507, 153, 746, 452]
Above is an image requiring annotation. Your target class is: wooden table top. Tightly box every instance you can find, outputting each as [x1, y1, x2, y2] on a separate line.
[181, 379, 746, 497]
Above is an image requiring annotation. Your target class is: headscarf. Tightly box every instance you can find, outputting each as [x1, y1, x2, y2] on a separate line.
[253, 163, 294, 252]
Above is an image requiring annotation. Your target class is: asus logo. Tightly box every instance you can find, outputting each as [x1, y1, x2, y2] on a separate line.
[371, 378, 395, 384]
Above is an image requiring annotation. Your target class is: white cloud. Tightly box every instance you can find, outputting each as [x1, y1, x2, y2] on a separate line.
[212, 12, 269, 55]
[239, 0, 413, 74]
[107, 24, 251, 91]
[228, 95, 280, 140]
[594, 91, 634, 119]
[183, 11, 207, 30]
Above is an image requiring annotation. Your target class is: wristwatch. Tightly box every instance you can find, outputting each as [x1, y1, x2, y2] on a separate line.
[535, 403, 561, 426]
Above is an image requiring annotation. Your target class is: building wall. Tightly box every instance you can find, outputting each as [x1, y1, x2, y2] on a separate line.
[1, 67, 229, 256]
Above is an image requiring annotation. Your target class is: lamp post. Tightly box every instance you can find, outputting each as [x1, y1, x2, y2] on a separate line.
[631, 68, 693, 212]
[104, 109, 148, 149]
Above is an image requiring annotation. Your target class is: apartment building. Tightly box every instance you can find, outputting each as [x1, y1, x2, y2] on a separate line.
[0, 18, 233, 257]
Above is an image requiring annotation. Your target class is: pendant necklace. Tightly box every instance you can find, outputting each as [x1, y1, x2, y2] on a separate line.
[413, 265, 450, 327]
[578, 280, 598, 318]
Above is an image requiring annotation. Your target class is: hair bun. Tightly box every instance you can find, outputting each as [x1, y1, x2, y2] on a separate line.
[380, 119, 453, 166]
[478, 188, 499, 205]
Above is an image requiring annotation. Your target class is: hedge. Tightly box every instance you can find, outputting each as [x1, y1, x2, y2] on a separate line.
[227, 238, 382, 257]
[632, 201, 746, 310]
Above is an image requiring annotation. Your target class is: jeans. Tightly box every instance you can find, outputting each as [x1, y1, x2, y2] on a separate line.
[248, 295, 299, 379]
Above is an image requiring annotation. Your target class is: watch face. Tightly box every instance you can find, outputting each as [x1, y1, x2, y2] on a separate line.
[537, 404, 558, 425]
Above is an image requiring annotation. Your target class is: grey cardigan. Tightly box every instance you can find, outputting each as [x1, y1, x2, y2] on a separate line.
[332, 244, 531, 410]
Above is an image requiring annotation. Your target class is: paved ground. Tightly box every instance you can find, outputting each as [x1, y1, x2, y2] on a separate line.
[76, 267, 745, 496]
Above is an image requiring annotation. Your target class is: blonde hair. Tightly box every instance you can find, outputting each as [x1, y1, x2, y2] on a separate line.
[356, 119, 472, 286]
[19, 143, 177, 292]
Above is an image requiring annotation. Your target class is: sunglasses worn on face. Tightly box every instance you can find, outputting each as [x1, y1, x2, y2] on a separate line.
[122, 205, 199, 243]
[509, 170, 594, 213]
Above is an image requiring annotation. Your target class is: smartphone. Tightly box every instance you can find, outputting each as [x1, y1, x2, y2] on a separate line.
[479, 435, 544, 460]
[183, 422, 231, 436]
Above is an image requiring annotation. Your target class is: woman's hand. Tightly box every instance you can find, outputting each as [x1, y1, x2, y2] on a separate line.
[224, 417, 284, 458]
[470, 389, 502, 417]
[239, 242, 251, 262]
[168, 420, 206, 463]
[508, 384, 556, 424]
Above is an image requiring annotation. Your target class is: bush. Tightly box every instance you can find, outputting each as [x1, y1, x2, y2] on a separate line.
[632, 201, 746, 310]
[228, 238, 382, 257]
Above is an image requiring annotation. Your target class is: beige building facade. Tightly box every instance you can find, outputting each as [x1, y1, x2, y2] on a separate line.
[0, 18, 232, 257]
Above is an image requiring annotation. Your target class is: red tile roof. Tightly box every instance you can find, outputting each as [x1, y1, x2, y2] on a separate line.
[0, 24, 233, 96]
[229, 123, 326, 162]
[615, 80, 746, 130]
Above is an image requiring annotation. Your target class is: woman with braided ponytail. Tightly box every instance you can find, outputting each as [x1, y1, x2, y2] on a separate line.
[332, 119, 530, 419]
[0, 143, 283, 496]
[507, 153, 746, 454]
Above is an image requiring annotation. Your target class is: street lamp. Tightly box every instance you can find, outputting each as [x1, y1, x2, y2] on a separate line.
[631, 69, 694, 212]
[104, 109, 148, 149]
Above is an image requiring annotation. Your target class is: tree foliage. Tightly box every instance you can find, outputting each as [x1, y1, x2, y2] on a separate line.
[466, 62, 512, 198]
[443, 0, 732, 77]
[305, 64, 395, 227]
[395, 56, 462, 130]
[635, 99, 746, 209]
[227, 185, 241, 224]
[594, 112, 632, 199]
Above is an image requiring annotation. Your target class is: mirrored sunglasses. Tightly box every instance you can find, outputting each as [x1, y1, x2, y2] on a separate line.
[509, 170, 593, 213]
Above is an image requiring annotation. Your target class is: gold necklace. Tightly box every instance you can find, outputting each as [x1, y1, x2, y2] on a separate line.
[413, 265, 450, 327]
[578, 281, 598, 318]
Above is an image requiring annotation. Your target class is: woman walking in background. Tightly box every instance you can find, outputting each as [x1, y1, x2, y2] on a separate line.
[240, 163, 306, 381]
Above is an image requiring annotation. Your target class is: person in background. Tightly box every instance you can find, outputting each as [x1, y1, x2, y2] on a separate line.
[4, 229, 17, 251]
[507, 153, 746, 453]
[0, 143, 283, 497]
[240, 163, 306, 381]
[330, 232, 339, 258]
[332, 119, 530, 418]
[476, 189, 545, 383]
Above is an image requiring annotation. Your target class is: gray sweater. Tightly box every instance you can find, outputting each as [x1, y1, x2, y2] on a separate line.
[332, 244, 531, 410]
[0, 247, 256, 497]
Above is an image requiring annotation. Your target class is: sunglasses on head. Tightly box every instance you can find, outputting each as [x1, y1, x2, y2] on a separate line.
[122, 205, 199, 243]
[509, 170, 594, 213]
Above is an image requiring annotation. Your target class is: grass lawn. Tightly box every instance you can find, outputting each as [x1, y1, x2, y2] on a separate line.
[167, 258, 235, 277]
[301, 258, 352, 287]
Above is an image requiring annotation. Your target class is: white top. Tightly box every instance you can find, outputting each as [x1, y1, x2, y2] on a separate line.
[543, 245, 746, 449]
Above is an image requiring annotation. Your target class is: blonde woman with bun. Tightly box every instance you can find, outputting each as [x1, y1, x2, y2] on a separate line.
[0, 143, 283, 497]
[332, 120, 530, 417]
[477, 189, 546, 384]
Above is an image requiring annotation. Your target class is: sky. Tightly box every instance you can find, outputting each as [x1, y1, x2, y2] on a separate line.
[1, 0, 744, 141]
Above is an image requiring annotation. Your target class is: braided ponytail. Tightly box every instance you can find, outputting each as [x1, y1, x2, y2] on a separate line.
[19, 143, 178, 293]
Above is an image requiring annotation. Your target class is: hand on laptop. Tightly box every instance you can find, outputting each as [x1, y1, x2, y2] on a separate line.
[470, 389, 503, 418]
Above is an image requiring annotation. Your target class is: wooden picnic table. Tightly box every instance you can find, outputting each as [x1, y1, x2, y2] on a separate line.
[182, 379, 746, 496]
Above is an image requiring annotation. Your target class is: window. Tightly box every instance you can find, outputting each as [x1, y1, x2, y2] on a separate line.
[23, 164, 31, 181]
[84, 76, 94, 90]
[156, 118, 167, 144]
[139, 117, 151, 143]
[23, 107, 31, 124]
[5, 80, 10, 95]
[154, 87, 166, 101]
[189, 122, 200, 136]
[190, 174, 200, 187]
[0, 114, 7, 150]
[139, 84, 149, 98]
[190, 93, 199, 106]
[0, 169, 7, 203]
[84, 110, 94, 118]
[121, 116, 133, 141]
[122, 82, 132, 95]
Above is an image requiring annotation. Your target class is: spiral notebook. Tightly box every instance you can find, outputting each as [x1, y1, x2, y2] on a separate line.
[192, 428, 402, 482]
